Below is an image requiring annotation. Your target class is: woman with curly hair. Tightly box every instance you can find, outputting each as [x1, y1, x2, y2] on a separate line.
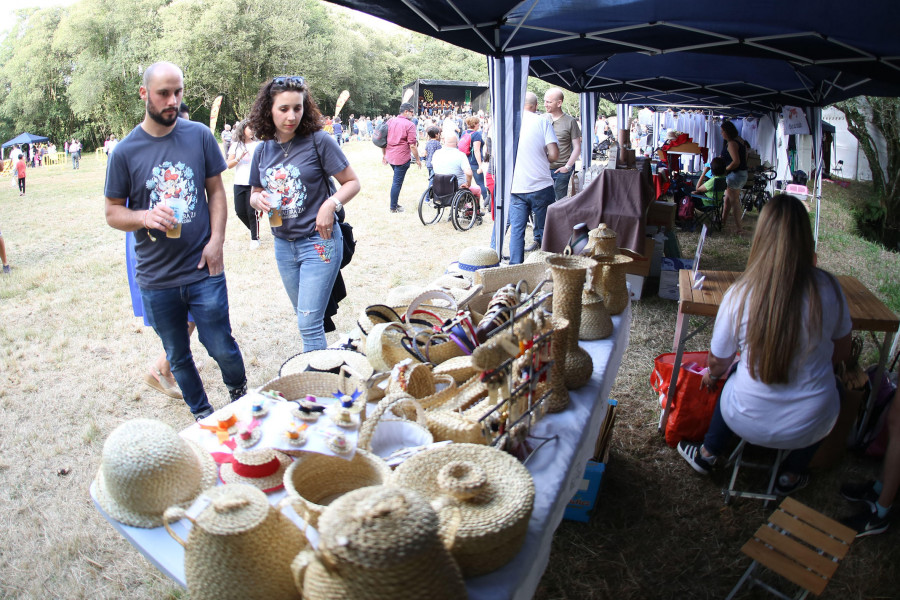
[247, 76, 360, 350]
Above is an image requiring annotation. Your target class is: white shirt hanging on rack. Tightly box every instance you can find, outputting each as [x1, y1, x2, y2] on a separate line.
[638, 108, 654, 127]
[757, 115, 777, 167]
[664, 110, 675, 129]
[776, 120, 792, 182]
[742, 118, 759, 149]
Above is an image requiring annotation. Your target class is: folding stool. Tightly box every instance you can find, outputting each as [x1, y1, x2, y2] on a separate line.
[723, 439, 788, 507]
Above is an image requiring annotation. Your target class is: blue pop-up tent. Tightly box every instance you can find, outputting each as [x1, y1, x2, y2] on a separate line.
[3, 132, 49, 148]
[325, 0, 900, 256]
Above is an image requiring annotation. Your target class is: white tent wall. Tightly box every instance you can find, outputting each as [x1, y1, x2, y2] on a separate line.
[822, 106, 889, 182]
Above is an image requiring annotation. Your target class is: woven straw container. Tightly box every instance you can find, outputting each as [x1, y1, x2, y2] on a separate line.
[293, 485, 467, 599]
[588, 223, 617, 258]
[279, 348, 374, 381]
[260, 370, 367, 405]
[547, 316, 571, 413]
[580, 289, 613, 340]
[547, 255, 595, 389]
[358, 394, 434, 460]
[434, 355, 480, 384]
[391, 443, 535, 577]
[283, 449, 392, 528]
[594, 254, 633, 315]
[163, 484, 306, 600]
[91, 418, 217, 528]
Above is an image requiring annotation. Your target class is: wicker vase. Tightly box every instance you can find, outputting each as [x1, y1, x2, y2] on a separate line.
[580, 289, 613, 340]
[588, 223, 617, 258]
[547, 316, 570, 413]
[594, 254, 632, 315]
[547, 256, 594, 389]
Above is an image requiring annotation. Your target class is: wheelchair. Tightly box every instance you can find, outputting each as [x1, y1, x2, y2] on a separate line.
[418, 173, 483, 231]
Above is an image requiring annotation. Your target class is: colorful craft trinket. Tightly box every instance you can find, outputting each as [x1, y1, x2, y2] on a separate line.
[236, 421, 262, 449]
[327, 433, 352, 455]
[284, 423, 308, 447]
[329, 406, 358, 430]
[292, 394, 324, 422]
[250, 397, 269, 419]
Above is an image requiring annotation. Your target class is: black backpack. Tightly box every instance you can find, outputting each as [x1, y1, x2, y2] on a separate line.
[372, 119, 391, 148]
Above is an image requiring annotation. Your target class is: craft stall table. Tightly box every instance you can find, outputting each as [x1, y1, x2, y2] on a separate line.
[93, 305, 633, 600]
[659, 271, 898, 443]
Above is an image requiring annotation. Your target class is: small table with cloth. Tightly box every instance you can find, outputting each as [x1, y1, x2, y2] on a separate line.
[541, 167, 654, 255]
[660, 271, 899, 445]
[92, 305, 634, 600]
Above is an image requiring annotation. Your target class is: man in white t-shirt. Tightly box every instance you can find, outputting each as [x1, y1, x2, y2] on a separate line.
[508, 92, 558, 264]
[431, 132, 473, 188]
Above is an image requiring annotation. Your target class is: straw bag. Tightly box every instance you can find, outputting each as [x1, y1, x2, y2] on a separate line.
[391, 443, 535, 577]
[357, 393, 433, 460]
[282, 448, 392, 528]
[434, 355, 480, 384]
[260, 370, 366, 404]
[163, 484, 306, 600]
[279, 348, 374, 380]
[292, 485, 467, 600]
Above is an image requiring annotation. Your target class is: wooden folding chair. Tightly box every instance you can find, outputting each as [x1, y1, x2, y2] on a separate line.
[722, 439, 788, 507]
[727, 497, 855, 600]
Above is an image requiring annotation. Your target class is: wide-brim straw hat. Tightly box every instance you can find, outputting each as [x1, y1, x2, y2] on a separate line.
[279, 348, 374, 381]
[446, 246, 500, 277]
[219, 448, 293, 492]
[92, 418, 217, 528]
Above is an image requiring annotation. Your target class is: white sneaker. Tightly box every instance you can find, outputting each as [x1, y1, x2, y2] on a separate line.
[249, 240, 260, 250]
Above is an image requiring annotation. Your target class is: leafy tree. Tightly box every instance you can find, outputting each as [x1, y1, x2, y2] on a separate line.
[836, 97, 900, 240]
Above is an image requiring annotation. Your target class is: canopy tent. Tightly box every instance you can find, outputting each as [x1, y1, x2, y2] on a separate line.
[2, 132, 49, 148]
[326, 0, 900, 256]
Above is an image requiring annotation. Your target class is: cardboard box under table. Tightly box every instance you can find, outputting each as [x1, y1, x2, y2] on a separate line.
[92, 307, 634, 600]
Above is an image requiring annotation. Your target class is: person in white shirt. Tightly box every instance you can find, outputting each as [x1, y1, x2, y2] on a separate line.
[431, 132, 474, 188]
[508, 92, 558, 264]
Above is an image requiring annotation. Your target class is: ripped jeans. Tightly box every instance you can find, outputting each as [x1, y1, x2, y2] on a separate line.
[273, 228, 343, 351]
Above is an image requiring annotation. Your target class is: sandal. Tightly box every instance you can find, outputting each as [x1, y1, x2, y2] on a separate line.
[143, 368, 183, 400]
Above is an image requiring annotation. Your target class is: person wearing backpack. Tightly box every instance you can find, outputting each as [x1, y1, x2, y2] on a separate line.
[382, 102, 421, 213]
[461, 116, 488, 203]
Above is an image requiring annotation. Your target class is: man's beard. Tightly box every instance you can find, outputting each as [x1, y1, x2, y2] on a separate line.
[148, 102, 178, 127]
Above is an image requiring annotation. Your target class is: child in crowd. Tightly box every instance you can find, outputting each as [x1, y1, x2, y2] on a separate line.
[423, 126, 442, 186]
[692, 156, 726, 211]
[15, 153, 26, 196]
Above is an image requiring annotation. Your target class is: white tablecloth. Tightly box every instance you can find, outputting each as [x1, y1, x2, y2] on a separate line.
[92, 304, 632, 599]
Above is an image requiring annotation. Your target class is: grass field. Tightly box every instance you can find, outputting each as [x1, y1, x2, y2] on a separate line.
[0, 142, 898, 599]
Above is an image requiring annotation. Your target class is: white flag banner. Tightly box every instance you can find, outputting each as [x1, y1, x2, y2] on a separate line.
[782, 105, 810, 135]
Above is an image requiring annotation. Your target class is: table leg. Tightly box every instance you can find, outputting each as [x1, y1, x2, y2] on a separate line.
[672, 306, 687, 353]
[856, 331, 895, 444]
[660, 310, 690, 433]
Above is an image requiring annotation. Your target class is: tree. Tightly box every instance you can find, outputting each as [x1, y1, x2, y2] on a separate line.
[836, 97, 900, 238]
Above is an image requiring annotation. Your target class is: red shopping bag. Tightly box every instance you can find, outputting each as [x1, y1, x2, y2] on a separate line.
[650, 351, 728, 447]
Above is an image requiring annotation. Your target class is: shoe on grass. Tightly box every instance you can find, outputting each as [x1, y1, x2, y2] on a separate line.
[229, 384, 248, 403]
[143, 368, 183, 400]
[775, 473, 809, 495]
[249, 239, 260, 250]
[524, 242, 540, 252]
[840, 480, 879, 508]
[2, 265, 10, 274]
[194, 407, 214, 422]
[841, 504, 890, 538]
[677, 441, 716, 475]
[390, 206, 405, 213]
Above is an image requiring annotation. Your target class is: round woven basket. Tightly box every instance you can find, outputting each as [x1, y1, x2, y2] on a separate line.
[391, 443, 535, 577]
[358, 394, 434, 460]
[259, 371, 366, 406]
[163, 484, 306, 600]
[588, 223, 618, 258]
[547, 255, 595, 389]
[386, 361, 436, 398]
[434, 355, 480, 384]
[293, 486, 466, 600]
[594, 254, 632, 315]
[580, 289, 613, 340]
[279, 349, 374, 380]
[365, 322, 422, 372]
[546, 316, 571, 413]
[282, 449, 392, 528]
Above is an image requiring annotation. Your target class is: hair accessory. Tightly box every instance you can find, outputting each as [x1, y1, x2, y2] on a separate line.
[250, 398, 269, 419]
[198, 411, 240, 443]
[236, 420, 262, 449]
[218, 448, 292, 493]
[327, 433, 353, 455]
[329, 406, 359, 430]
[284, 424, 309, 446]
[292, 395, 325, 422]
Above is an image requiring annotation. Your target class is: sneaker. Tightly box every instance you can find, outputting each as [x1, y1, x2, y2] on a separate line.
[2, 265, 9, 274]
[249, 239, 260, 250]
[840, 480, 879, 508]
[194, 407, 214, 422]
[841, 504, 890, 538]
[229, 384, 248, 403]
[390, 206, 405, 213]
[524, 242, 540, 252]
[775, 473, 809, 495]
[677, 441, 716, 475]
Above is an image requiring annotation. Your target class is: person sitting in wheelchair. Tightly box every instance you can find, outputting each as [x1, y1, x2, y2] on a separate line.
[692, 157, 726, 213]
[431, 132, 482, 214]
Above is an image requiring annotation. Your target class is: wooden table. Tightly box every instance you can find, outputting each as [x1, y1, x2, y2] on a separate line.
[660, 271, 899, 440]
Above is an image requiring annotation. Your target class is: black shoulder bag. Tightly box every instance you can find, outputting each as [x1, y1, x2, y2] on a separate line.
[311, 131, 356, 268]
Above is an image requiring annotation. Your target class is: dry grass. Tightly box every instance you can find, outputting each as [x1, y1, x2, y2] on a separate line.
[0, 149, 897, 599]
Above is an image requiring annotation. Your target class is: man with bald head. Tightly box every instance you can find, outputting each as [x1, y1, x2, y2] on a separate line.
[508, 91, 558, 264]
[544, 87, 581, 200]
[104, 61, 247, 421]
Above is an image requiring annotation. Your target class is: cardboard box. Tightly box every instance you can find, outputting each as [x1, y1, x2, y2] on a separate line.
[623, 237, 654, 277]
[564, 461, 606, 523]
[659, 257, 694, 300]
[626, 273, 645, 300]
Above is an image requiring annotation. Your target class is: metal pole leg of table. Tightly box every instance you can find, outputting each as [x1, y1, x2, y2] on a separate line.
[659, 314, 711, 433]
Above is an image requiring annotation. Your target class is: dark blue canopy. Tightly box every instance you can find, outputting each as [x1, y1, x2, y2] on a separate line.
[3, 132, 49, 148]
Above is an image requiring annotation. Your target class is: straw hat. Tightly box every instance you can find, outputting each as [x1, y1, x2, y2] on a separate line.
[279, 348, 374, 380]
[391, 442, 535, 577]
[447, 246, 500, 276]
[91, 418, 217, 528]
[219, 448, 293, 493]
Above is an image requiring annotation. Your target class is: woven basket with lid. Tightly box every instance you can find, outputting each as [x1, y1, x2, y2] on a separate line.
[391, 443, 535, 577]
[292, 485, 467, 599]
[163, 484, 306, 600]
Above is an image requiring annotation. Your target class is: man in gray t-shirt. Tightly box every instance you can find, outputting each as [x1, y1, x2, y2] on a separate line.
[104, 61, 246, 421]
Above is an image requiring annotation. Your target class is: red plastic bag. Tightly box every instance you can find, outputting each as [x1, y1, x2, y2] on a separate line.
[650, 351, 728, 447]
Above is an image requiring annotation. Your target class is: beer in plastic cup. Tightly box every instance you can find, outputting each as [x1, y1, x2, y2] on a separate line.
[166, 197, 187, 239]
[268, 193, 283, 227]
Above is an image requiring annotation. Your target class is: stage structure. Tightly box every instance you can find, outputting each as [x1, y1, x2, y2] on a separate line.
[403, 79, 490, 114]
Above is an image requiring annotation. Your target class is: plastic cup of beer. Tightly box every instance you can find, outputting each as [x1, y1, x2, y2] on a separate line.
[166, 198, 186, 239]
[268, 194, 283, 227]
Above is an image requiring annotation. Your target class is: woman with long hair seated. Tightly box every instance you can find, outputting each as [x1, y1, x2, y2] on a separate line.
[678, 194, 852, 494]
[247, 76, 360, 351]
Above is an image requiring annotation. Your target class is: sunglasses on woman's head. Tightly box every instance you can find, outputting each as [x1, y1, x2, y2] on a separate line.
[272, 76, 305, 87]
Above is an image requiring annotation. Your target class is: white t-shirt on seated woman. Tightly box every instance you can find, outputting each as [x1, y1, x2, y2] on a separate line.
[710, 269, 852, 449]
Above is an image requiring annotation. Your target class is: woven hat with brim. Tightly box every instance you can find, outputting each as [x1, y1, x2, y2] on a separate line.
[447, 247, 500, 277]
[91, 418, 217, 528]
[219, 448, 292, 493]
[279, 348, 374, 381]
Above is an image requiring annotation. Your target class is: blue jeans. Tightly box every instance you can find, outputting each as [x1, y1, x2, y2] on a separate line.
[471, 169, 487, 208]
[427, 166, 434, 187]
[390, 161, 411, 210]
[274, 228, 343, 351]
[551, 169, 572, 200]
[508, 186, 555, 264]
[140, 274, 246, 415]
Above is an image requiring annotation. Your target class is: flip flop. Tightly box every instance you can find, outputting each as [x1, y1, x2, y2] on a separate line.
[143, 369, 183, 400]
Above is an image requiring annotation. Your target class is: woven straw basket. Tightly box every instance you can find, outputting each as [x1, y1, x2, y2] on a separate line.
[259, 370, 367, 405]
[357, 394, 434, 460]
[580, 289, 613, 340]
[391, 443, 535, 577]
[292, 485, 467, 600]
[434, 355, 480, 384]
[279, 348, 374, 380]
[163, 484, 306, 600]
[282, 449, 392, 528]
